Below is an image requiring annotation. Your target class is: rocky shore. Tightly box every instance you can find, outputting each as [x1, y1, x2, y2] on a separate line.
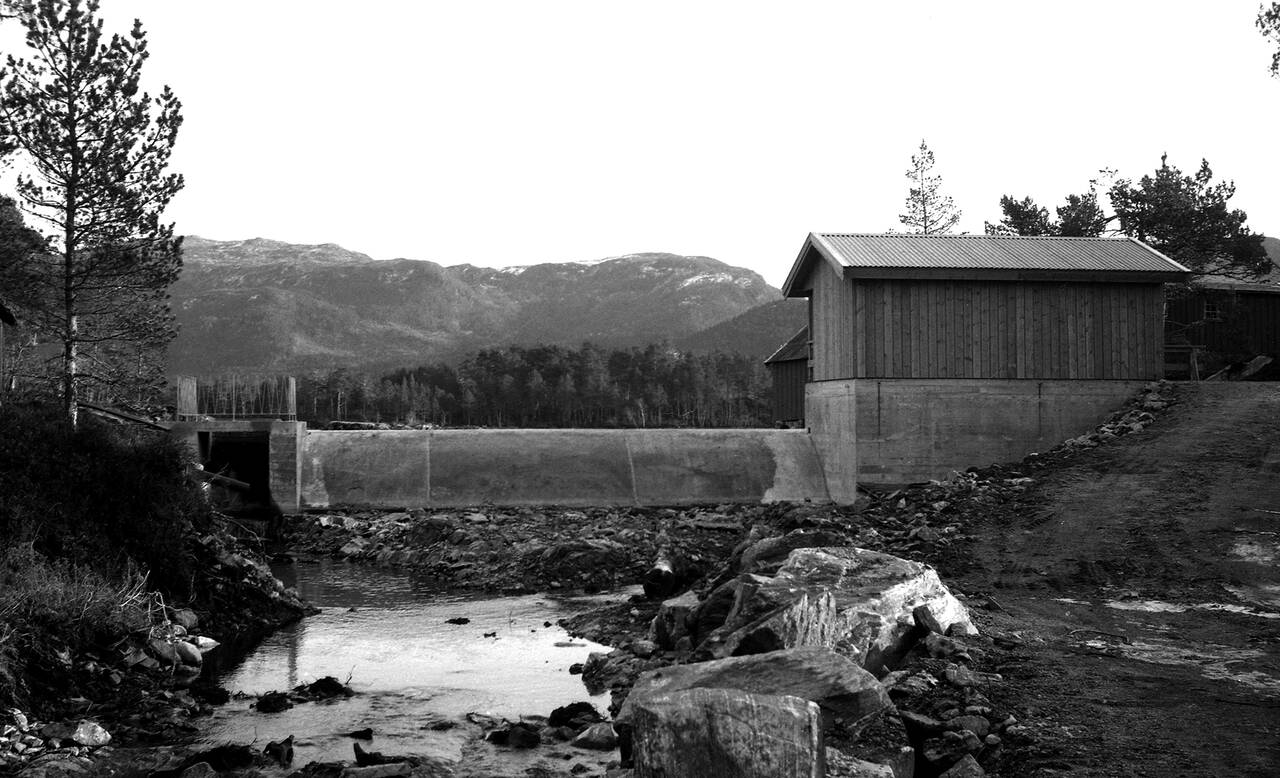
[0, 517, 313, 777]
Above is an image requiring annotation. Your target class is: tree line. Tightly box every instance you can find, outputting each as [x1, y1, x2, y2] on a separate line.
[901, 142, 1270, 281]
[293, 342, 773, 429]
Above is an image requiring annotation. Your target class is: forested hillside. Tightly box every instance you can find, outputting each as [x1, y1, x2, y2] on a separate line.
[290, 342, 771, 428]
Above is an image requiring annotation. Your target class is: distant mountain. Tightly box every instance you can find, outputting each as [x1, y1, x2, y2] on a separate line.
[676, 298, 807, 359]
[169, 237, 782, 376]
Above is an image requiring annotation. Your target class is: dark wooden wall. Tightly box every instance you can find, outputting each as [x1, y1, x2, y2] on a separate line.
[804, 263, 1166, 380]
[1166, 290, 1280, 356]
[767, 359, 807, 422]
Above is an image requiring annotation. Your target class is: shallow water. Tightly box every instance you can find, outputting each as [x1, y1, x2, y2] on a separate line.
[199, 560, 613, 766]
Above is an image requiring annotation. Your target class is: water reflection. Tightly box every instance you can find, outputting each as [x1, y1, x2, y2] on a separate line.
[201, 560, 613, 766]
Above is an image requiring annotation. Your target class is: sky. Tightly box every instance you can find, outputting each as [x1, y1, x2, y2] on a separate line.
[3, 1, 1279, 287]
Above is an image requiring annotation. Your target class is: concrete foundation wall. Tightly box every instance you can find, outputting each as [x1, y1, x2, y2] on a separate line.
[850, 379, 1143, 485]
[299, 428, 831, 509]
[804, 381, 857, 504]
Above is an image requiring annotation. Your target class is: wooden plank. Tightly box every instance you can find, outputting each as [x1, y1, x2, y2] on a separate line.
[1108, 286, 1121, 379]
[1125, 290, 1138, 378]
[930, 282, 941, 377]
[1085, 285, 1098, 378]
[999, 283, 1011, 378]
[941, 283, 953, 378]
[908, 283, 920, 377]
[1057, 284, 1069, 379]
[1140, 289, 1150, 377]
[841, 275, 855, 378]
[894, 281, 905, 377]
[906, 281, 916, 378]
[853, 282, 865, 378]
[1014, 285, 1026, 378]
[1028, 284, 1042, 378]
[1152, 286, 1164, 378]
[875, 278, 885, 376]
[969, 284, 979, 378]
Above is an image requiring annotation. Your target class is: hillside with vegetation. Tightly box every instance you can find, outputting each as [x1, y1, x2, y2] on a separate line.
[170, 237, 782, 376]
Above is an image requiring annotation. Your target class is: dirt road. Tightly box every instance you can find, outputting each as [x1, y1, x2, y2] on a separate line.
[954, 383, 1280, 776]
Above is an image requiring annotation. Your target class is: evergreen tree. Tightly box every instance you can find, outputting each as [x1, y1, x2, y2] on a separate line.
[898, 140, 961, 234]
[0, 0, 184, 423]
[1260, 2, 1280, 77]
[984, 195, 1053, 236]
[1108, 154, 1268, 279]
[984, 189, 1108, 238]
[1054, 190, 1108, 237]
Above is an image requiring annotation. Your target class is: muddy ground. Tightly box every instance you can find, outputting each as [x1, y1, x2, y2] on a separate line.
[946, 382, 1280, 777]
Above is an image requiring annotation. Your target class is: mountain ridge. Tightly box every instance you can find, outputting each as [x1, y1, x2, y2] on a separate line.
[170, 238, 783, 376]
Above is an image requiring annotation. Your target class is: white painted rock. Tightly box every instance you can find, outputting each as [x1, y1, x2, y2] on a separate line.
[630, 688, 824, 778]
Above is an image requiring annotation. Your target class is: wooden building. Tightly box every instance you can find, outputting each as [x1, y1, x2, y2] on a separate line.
[764, 326, 808, 424]
[783, 233, 1189, 381]
[780, 233, 1190, 487]
[1165, 272, 1280, 363]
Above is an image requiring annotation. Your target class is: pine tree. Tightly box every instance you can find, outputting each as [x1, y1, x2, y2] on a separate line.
[1108, 154, 1268, 279]
[984, 195, 1053, 236]
[0, 0, 184, 423]
[1260, 2, 1280, 77]
[898, 140, 961, 234]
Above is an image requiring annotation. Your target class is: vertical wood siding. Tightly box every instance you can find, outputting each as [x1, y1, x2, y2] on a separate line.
[767, 360, 808, 422]
[810, 261, 855, 379]
[811, 277, 1166, 380]
[1166, 291, 1280, 357]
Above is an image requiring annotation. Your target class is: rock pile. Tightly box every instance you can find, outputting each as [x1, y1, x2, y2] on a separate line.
[0, 709, 111, 773]
[1057, 380, 1175, 451]
[286, 506, 764, 592]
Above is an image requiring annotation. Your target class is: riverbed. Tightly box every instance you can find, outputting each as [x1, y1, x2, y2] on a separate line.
[198, 560, 614, 768]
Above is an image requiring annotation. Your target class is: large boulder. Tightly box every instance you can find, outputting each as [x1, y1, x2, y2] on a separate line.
[697, 547, 976, 672]
[648, 590, 699, 648]
[617, 647, 890, 735]
[629, 688, 825, 778]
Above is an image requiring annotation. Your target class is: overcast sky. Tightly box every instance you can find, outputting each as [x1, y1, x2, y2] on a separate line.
[6, 1, 1280, 286]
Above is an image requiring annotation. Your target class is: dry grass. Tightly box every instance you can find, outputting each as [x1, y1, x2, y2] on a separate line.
[0, 543, 152, 643]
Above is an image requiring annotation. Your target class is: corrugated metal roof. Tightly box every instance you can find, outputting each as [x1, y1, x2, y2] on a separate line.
[764, 326, 809, 364]
[811, 233, 1190, 274]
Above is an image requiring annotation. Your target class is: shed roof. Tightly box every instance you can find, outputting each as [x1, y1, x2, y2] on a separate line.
[764, 325, 809, 364]
[1194, 256, 1280, 294]
[782, 233, 1190, 296]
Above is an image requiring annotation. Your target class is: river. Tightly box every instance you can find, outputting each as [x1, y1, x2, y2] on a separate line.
[198, 559, 614, 768]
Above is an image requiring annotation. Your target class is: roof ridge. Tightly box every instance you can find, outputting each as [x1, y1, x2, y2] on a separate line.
[815, 232, 1128, 241]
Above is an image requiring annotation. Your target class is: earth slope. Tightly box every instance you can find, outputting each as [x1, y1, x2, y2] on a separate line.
[957, 382, 1280, 776]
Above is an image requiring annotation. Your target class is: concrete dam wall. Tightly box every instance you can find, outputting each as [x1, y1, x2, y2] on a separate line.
[298, 428, 832, 509]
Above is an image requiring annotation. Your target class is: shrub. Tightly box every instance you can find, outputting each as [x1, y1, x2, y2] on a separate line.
[0, 402, 213, 598]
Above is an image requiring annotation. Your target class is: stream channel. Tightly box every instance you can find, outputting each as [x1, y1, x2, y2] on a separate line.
[198, 560, 614, 768]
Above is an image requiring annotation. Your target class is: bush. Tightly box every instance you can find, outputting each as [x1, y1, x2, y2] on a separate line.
[0, 402, 213, 598]
[0, 544, 152, 643]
